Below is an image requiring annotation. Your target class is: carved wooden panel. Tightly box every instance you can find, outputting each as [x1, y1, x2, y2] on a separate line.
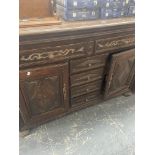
[20, 41, 94, 67]
[70, 54, 108, 74]
[71, 80, 102, 98]
[96, 35, 135, 53]
[71, 68, 105, 87]
[23, 76, 60, 115]
[19, 63, 69, 125]
[104, 49, 135, 99]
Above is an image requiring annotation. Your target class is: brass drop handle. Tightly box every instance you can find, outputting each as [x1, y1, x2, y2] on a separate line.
[63, 83, 67, 100]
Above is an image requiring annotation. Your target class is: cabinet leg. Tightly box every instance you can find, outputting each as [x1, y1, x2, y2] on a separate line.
[123, 92, 133, 97]
[19, 129, 30, 137]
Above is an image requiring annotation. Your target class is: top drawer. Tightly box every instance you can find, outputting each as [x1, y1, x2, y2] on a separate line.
[96, 35, 135, 53]
[70, 54, 108, 74]
[20, 41, 94, 67]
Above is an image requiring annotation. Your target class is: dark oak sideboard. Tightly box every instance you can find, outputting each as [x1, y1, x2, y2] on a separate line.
[19, 18, 135, 131]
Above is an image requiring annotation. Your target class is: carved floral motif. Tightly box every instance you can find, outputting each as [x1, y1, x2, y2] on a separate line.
[20, 47, 85, 62]
[97, 36, 135, 50]
[20, 40, 94, 64]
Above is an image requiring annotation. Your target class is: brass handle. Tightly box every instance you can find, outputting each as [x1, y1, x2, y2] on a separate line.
[63, 83, 67, 100]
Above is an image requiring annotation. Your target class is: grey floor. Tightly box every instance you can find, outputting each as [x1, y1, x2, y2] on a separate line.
[19, 95, 135, 155]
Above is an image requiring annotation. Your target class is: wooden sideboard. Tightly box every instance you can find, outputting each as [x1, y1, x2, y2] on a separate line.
[19, 18, 135, 131]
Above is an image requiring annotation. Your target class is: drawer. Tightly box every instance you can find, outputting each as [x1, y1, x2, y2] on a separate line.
[71, 68, 105, 87]
[96, 35, 135, 53]
[71, 91, 100, 108]
[70, 54, 108, 74]
[71, 80, 102, 98]
[20, 41, 94, 67]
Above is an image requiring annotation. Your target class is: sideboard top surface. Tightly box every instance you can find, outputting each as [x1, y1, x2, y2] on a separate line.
[20, 17, 135, 36]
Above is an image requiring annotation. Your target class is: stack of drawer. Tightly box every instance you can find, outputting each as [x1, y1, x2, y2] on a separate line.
[70, 54, 108, 108]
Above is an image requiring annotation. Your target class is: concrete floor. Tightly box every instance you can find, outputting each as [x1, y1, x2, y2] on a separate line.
[19, 95, 135, 155]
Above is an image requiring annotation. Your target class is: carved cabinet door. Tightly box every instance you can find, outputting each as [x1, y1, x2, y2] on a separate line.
[19, 63, 69, 129]
[104, 49, 135, 99]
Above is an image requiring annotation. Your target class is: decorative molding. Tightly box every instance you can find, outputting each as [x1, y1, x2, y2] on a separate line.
[20, 41, 94, 65]
[20, 47, 85, 62]
[97, 36, 135, 50]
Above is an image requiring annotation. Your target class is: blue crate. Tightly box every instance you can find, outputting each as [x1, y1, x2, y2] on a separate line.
[128, 0, 135, 6]
[100, 0, 128, 9]
[56, 0, 100, 9]
[56, 5, 100, 21]
[100, 7, 128, 19]
[100, 9, 113, 19]
[127, 5, 135, 16]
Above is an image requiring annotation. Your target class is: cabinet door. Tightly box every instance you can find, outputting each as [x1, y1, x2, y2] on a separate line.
[19, 63, 69, 129]
[104, 49, 135, 99]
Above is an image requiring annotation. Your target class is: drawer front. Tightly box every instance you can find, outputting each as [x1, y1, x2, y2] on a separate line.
[71, 91, 100, 108]
[71, 68, 105, 87]
[20, 41, 94, 67]
[70, 54, 108, 74]
[96, 35, 135, 53]
[71, 80, 102, 98]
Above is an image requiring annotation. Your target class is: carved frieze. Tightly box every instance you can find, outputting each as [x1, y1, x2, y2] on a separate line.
[20, 41, 94, 66]
[96, 35, 135, 52]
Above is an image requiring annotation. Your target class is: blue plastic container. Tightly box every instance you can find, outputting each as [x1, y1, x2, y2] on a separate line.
[100, 0, 128, 9]
[100, 7, 128, 19]
[127, 5, 135, 16]
[128, 0, 135, 6]
[100, 9, 113, 19]
[56, 0, 100, 9]
[56, 5, 100, 21]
